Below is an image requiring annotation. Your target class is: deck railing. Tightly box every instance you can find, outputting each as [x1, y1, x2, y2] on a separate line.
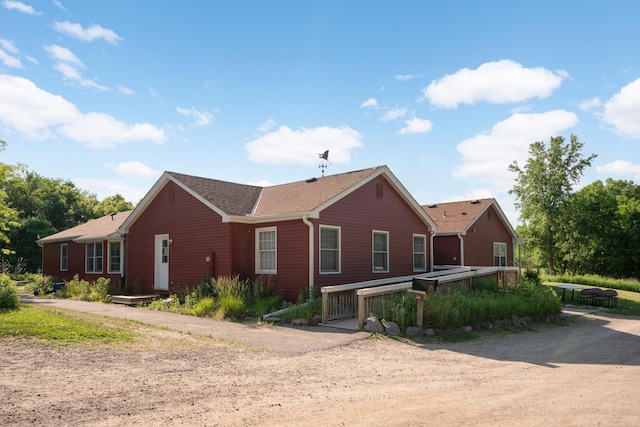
[321, 266, 520, 328]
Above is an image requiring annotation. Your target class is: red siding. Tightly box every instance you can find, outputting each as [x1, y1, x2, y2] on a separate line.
[42, 240, 124, 288]
[126, 181, 233, 295]
[462, 205, 514, 266]
[312, 175, 431, 288]
[433, 235, 461, 265]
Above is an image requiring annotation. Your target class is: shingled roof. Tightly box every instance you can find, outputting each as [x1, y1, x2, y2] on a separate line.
[37, 211, 132, 244]
[423, 198, 501, 234]
[120, 165, 435, 231]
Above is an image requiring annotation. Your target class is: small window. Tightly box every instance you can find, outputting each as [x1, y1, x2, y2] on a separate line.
[256, 227, 277, 274]
[493, 242, 507, 267]
[60, 243, 68, 271]
[86, 242, 103, 274]
[320, 226, 340, 274]
[108, 241, 122, 273]
[372, 231, 389, 272]
[413, 234, 427, 272]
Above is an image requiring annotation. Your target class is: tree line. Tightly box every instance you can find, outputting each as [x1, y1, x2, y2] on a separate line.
[1, 141, 134, 272]
[510, 135, 640, 279]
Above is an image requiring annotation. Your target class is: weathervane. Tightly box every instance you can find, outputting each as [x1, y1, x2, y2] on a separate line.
[318, 150, 330, 177]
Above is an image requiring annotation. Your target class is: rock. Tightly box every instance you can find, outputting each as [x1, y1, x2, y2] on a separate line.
[481, 322, 493, 329]
[405, 326, 424, 338]
[461, 325, 473, 333]
[511, 316, 522, 327]
[424, 328, 435, 336]
[364, 316, 384, 333]
[310, 315, 323, 326]
[291, 318, 308, 326]
[384, 321, 401, 336]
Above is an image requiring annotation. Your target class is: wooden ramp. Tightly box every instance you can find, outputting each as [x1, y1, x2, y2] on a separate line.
[111, 295, 159, 306]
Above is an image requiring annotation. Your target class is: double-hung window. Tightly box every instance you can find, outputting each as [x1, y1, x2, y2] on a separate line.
[60, 243, 68, 271]
[256, 227, 277, 274]
[320, 226, 340, 274]
[108, 241, 122, 274]
[372, 230, 389, 272]
[86, 242, 103, 274]
[413, 234, 427, 272]
[493, 242, 507, 267]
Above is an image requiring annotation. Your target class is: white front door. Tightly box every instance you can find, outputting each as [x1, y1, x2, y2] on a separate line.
[154, 234, 169, 291]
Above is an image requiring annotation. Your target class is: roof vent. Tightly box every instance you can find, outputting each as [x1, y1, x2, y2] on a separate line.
[110, 212, 117, 220]
[461, 211, 467, 215]
[305, 178, 318, 183]
[470, 200, 481, 204]
[427, 204, 437, 208]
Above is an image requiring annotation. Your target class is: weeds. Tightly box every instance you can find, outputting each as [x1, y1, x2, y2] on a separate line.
[0, 274, 19, 310]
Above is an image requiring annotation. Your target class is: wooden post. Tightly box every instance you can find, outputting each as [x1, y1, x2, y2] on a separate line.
[409, 290, 426, 328]
[322, 291, 329, 324]
[357, 292, 366, 329]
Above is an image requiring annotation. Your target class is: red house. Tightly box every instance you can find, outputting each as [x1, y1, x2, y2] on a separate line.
[423, 198, 518, 268]
[37, 211, 131, 290]
[113, 165, 436, 301]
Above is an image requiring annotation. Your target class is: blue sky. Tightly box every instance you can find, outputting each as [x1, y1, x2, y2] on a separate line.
[1, 0, 639, 226]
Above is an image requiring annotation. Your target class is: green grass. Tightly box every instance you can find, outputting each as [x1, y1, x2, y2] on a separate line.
[543, 273, 640, 293]
[545, 282, 640, 316]
[0, 305, 134, 345]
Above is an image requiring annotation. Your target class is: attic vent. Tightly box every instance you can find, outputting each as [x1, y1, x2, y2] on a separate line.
[306, 178, 318, 183]
[376, 183, 384, 199]
[427, 204, 437, 208]
[470, 200, 481, 204]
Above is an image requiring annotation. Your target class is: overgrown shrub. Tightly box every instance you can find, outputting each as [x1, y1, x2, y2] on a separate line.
[32, 275, 54, 296]
[64, 275, 112, 303]
[0, 274, 19, 310]
[378, 294, 417, 333]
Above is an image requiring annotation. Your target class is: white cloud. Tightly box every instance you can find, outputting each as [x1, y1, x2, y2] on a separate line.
[602, 78, 640, 139]
[148, 88, 159, 98]
[257, 118, 277, 132]
[113, 161, 158, 178]
[424, 59, 567, 109]
[73, 177, 147, 204]
[44, 44, 84, 66]
[596, 160, 640, 180]
[395, 74, 422, 81]
[453, 110, 579, 191]
[176, 106, 215, 127]
[53, 1, 66, 11]
[397, 117, 433, 135]
[360, 97, 378, 108]
[579, 97, 601, 112]
[2, 0, 40, 14]
[53, 21, 123, 44]
[44, 44, 108, 91]
[380, 106, 407, 122]
[244, 125, 363, 166]
[117, 86, 134, 95]
[0, 74, 165, 147]
[0, 39, 19, 54]
[0, 49, 22, 68]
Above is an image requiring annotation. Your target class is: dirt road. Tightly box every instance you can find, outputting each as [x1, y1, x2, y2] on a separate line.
[1, 306, 639, 426]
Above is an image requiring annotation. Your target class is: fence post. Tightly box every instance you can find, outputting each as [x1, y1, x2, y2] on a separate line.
[357, 291, 366, 329]
[322, 290, 329, 324]
[409, 290, 426, 328]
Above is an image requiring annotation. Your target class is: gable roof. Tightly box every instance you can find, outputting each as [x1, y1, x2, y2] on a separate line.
[120, 165, 436, 231]
[422, 198, 516, 237]
[37, 211, 132, 245]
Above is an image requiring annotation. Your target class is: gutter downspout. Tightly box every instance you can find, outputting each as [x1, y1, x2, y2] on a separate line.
[429, 231, 435, 271]
[302, 215, 314, 296]
[458, 233, 465, 266]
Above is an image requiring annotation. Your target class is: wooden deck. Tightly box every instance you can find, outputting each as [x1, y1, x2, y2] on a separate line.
[111, 295, 159, 305]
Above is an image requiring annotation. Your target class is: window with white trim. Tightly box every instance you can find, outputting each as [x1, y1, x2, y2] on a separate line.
[60, 243, 68, 271]
[108, 241, 122, 274]
[372, 230, 389, 272]
[413, 234, 427, 272]
[493, 242, 507, 267]
[256, 227, 277, 274]
[320, 225, 340, 273]
[86, 242, 103, 274]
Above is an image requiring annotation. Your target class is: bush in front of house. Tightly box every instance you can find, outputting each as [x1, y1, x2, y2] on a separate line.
[147, 275, 282, 321]
[0, 274, 19, 310]
[64, 275, 112, 303]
